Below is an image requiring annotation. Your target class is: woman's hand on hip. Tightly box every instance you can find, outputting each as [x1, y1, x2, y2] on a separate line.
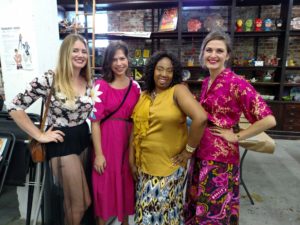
[172, 150, 192, 166]
[37, 126, 65, 143]
[94, 154, 106, 174]
[209, 127, 238, 143]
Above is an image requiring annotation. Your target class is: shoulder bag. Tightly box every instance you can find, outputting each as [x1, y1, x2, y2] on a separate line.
[100, 79, 132, 125]
[238, 118, 276, 154]
[29, 72, 55, 162]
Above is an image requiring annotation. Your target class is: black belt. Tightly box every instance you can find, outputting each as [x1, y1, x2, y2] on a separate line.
[110, 117, 133, 123]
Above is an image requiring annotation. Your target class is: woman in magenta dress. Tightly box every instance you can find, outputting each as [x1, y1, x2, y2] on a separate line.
[184, 30, 276, 224]
[89, 41, 140, 225]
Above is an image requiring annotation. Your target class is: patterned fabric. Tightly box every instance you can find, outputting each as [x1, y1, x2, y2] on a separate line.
[132, 85, 188, 177]
[7, 71, 93, 127]
[8, 70, 93, 225]
[197, 68, 273, 165]
[135, 167, 186, 225]
[89, 79, 140, 221]
[184, 159, 239, 225]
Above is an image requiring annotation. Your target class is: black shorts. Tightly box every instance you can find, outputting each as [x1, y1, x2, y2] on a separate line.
[45, 122, 90, 160]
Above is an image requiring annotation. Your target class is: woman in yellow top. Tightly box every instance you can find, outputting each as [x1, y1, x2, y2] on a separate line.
[130, 51, 207, 225]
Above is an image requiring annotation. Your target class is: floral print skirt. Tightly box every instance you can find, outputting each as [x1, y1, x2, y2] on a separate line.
[184, 159, 240, 225]
[135, 167, 185, 225]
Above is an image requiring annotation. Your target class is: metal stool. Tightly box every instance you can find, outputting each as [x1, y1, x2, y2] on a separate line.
[240, 149, 255, 205]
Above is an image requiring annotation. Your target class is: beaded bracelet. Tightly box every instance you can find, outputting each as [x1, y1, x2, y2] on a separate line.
[185, 144, 196, 153]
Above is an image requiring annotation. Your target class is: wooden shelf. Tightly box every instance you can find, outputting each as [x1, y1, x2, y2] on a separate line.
[283, 83, 300, 87]
[131, 66, 144, 70]
[182, 0, 232, 6]
[267, 100, 300, 104]
[232, 66, 281, 70]
[58, 0, 283, 9]
[185, 80, 281, 86]
[60, 32, 181, 40]
[290, 30, 300, 36]
[151, 32, 178, 39]
[184, 80, 203, 84]
[236, 0, 281, 6]
[250, 82, 280, 86]
[285, 67, 300, 70]
[59, 30, 289, 40]
[182, 66, 203, 70]
[57, 0, 300, 136]
[234, 31, 284, 37]
[182, 0, 282, 7]
[59, 0, 178, 11]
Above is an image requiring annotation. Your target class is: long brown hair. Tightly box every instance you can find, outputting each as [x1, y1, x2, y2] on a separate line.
[102, 40, 130, 83]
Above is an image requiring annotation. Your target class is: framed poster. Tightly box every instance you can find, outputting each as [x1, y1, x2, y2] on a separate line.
[159, 8, 178, 32]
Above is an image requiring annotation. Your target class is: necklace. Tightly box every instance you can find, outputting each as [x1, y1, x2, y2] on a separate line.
[207, 78, 214, 90]
[151, 91, 157, 99]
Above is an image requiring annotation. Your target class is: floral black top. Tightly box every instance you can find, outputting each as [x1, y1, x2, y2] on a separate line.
[7, 70, 93, 127]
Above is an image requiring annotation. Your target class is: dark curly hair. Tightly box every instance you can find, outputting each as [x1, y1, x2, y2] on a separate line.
[143, 51, 182, 93]
[102, 40, 131, 83]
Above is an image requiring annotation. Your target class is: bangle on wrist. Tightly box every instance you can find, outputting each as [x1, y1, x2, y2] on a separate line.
[236, 133, 240, 141]
[185, 144, 196, 153]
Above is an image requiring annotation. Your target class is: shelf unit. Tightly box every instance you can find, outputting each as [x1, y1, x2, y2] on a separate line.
[57, 0, 300, 138]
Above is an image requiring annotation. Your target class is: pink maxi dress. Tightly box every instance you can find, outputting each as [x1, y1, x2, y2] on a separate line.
[90, 79, 140, 221]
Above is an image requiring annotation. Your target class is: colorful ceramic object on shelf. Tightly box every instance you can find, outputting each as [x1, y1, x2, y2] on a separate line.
[264, 18, 273, 31]
[236, 19, 243, 32]
[288, 58, 296, 67]
[255, 18, 263, 31]
[204, 13, 225, 31]
[143, 49, 150, 65]
[291, 17, 300, 30]
[290, 87, 300, 101]
[187, 57, 194, 66]
[294, 75, 300, 83]
[263, 72, 272, 82]
[245, 19, 253, 31]
[182, 70, 191, 81]
[187, 18, 202, 32]
[275, 18, 283, 29]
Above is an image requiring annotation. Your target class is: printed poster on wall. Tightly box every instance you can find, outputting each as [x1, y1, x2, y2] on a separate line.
[0, 26, 34, 71]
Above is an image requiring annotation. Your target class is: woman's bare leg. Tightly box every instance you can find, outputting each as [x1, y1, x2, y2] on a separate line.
[50, 154, 91, 225]
[97, 217, 106, 225]
[122, 216, 129, 225]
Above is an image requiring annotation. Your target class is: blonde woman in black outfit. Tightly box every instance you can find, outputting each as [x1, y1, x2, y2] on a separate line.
[8, 34, 93, 225]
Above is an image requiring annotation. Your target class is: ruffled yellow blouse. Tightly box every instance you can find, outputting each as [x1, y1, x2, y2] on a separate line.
[132, 86, 187, 176]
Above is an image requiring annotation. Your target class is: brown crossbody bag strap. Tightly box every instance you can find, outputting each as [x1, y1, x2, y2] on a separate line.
[39, 72, 55, 130]
[29, 71, 55, 163]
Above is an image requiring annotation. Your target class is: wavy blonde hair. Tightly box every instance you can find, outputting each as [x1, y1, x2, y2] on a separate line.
[55, 34, 91, 100]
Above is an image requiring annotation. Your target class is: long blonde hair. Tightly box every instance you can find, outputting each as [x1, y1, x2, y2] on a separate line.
[55, 34, 91, 100]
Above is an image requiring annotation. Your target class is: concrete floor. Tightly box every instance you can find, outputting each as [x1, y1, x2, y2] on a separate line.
[0, 139, 299, 225]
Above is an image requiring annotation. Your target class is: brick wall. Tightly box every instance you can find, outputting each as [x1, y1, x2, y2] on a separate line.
[289, 6, 300, 65]
[104, 5, 300, 67]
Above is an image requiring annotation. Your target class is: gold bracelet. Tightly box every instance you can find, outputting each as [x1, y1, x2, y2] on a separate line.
[185, 144, 196, 153]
